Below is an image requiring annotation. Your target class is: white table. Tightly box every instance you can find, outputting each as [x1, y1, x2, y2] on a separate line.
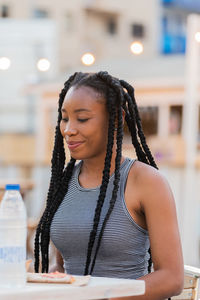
[0, 276, 145, 300]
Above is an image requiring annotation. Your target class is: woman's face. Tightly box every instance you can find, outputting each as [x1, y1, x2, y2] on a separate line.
[60, 85, 109, 161]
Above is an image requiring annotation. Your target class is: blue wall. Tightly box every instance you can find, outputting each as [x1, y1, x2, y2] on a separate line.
[162, 0, 200, 12]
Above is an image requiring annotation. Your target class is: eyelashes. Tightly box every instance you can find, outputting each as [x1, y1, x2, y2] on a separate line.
[61, 118, 89, 123]
[61, 118, 68, 122]
[78, 118, 89, 123]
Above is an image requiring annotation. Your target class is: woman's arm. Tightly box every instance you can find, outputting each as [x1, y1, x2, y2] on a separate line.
[49, 248, 64, 273]
[112, 163, 184, 300]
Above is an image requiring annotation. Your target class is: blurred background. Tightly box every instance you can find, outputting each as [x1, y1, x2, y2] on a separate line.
[0, 0, 200, 270]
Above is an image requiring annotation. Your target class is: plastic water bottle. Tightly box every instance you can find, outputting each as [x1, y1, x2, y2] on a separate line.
[0, 184, 27, 288]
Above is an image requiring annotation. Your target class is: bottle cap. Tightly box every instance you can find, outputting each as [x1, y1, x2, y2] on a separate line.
[5, 184, 20, 191]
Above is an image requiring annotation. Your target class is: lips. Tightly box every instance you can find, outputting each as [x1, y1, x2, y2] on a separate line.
[67, 141, 83, 150]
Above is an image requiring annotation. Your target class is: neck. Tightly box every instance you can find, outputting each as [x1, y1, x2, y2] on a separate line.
[79, 149, 125, 188]
[82, 155, 116, 177]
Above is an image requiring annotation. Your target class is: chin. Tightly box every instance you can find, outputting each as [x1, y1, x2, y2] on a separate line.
[68, 151, 85, 160]
[70, 152, 98, 161]
[69, 153, 81, 160]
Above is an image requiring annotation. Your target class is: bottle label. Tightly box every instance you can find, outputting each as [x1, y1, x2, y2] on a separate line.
[0, 247, 26, 263]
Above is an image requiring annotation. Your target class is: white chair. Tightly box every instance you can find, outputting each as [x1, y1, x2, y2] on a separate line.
[172, 265, 200, 300]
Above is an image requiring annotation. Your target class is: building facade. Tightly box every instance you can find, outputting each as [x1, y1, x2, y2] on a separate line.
[0, 0, 161, 71]
[1, 0, 200, 268]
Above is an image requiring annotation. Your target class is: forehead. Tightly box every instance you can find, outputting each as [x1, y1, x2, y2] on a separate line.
[62, 86, 105, 111]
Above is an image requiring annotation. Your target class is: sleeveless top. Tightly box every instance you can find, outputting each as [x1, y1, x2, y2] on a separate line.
[50, 158, 150, 279]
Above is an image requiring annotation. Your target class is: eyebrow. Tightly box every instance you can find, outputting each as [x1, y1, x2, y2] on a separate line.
[61, 108, 91, 113]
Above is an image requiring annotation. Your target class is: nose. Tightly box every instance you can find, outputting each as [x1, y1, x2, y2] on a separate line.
[63, 122, 78, 136]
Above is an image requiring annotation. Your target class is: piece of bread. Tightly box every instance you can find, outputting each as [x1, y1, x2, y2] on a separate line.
[27, 271, 75, 284]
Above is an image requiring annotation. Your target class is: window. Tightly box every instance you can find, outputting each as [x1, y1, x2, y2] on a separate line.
[139, 106, 158, 136]
[106, 19, 117, 35]
[169, 105, 182, 134]
[161, 14, 186, 54]
[131, 23, 145, 38]
[33, 9, 48, 18]
[1, 5, 9, 18]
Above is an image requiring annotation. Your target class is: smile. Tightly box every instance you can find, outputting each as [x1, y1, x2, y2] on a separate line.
[67, 142, 83, 150]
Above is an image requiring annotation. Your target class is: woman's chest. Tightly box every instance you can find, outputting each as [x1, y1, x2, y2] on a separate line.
[50, 192, 141, 258]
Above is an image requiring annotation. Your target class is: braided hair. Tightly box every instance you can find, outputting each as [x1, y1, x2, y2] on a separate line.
[34, 71, 158, 277]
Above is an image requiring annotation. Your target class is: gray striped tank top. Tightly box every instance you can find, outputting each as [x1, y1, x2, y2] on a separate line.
[50, 157, 150, 279]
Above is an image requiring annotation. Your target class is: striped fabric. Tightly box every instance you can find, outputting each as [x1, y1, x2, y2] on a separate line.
[50, 157, 150, 279]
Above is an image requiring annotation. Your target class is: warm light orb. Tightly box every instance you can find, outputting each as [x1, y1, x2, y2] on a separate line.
[81, 53, 95, 66]
[130, 41, 144, 55]
[195, 32, 200, 43]
[37, 58, 50, 71]
[0, 57, 11, 70]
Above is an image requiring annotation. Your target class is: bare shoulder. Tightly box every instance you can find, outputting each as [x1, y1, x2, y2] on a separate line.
[130, 160, 167, 186]
[129, 160, 174, 207]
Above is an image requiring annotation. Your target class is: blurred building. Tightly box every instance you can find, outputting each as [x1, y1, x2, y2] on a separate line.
[0, 19, 58, 132]
[0, 0, 160, 71]
[0, 0, 200, 267]
[161, 0, 200, 54]
[1, 0, 200, 133]
[1, 0, 200, 69]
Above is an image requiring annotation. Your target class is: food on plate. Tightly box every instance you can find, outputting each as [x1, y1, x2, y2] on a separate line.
[41, 271, 69, 278]
[27, 272, 91, 286]
[27, 271, 75, 283]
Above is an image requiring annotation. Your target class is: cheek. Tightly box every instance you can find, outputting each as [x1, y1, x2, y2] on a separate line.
[92, 121, 108, 144]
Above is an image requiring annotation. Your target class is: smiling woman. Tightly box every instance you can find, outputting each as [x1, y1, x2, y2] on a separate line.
[34, 71, 184, 300]
[60, 86, 109, 162]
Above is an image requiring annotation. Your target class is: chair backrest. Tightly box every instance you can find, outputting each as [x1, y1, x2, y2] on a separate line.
[172, 265, 200, 300]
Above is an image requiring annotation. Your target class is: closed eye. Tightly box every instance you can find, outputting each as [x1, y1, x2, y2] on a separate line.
[61, 118, 68, 122]
[61, 118, 89, 123]
[78, 118, 89, 123]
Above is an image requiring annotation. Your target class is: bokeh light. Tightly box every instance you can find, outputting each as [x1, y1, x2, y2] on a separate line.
[81, 53, 95, 66]
[37, 58, 51, 72]
[195, 31, 200, 43]
[0, 57, 11, 70]
[130, 41, 144, 55]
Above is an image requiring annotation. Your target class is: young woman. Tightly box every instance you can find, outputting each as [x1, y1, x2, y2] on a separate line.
[34, 71, 184, 299]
